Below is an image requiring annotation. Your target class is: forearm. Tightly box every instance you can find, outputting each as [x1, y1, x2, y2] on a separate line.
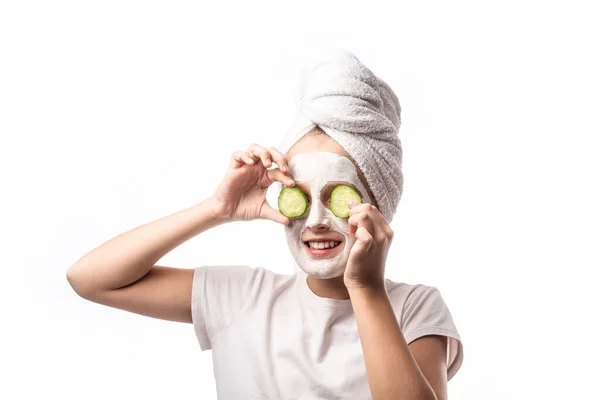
[349, 286, 437, 400]
[67, 196, 229, 295]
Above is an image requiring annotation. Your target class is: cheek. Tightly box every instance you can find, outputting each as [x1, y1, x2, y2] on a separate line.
[285, 220, 305, 239]
[329, 215, 350, 236]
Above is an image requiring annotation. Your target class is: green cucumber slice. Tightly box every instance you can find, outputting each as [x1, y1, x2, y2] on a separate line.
[330, 185, 362, 218]
[278, 187, 308, 218]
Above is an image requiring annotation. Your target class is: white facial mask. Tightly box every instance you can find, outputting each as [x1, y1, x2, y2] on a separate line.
[282, 152, 373, 279]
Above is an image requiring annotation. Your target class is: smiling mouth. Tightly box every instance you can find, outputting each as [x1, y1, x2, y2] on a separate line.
[303, 240, 343, 250]
[301, 240, 344, 259]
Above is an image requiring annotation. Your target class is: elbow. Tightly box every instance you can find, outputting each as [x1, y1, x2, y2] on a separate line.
[414, 385, 438, 400]
[423, 389, 439, 400]
[66, 266, 93, 299]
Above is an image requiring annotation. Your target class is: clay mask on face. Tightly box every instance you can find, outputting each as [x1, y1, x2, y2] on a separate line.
[282, 152, 373, 279]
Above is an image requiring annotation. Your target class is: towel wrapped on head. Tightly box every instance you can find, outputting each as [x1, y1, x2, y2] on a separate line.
[278, 49, 404, 223]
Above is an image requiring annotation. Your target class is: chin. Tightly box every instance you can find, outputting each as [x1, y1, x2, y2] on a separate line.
[298, 262, 346, 279]
[285, 228, 352, 279]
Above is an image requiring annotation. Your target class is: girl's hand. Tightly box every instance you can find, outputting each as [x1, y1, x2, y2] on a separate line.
[344, 200, 395, 290]
[211, 144, 296, 224]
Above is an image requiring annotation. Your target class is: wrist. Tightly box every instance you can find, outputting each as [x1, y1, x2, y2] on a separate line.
[344, 274, 386, 293]
[204, 196, 233, 223]
[346, 282, 387, 297]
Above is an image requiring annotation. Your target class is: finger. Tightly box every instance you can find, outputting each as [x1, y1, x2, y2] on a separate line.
[349, 204, 387, 244]
[348, 199, 361, 208]
[348, 202, 371, 216]
[266, 146, 290, 173]
[363, 204, 388, 244]
[266, 167, 296, 187]
[370, 205, 394, 240]
[348, 211, 375, 241]
[352, 226, 373, 253]
[260, 202, 291, 225]
[247, 143, 273, 169]
[230, 151, 258, 169]
[347, 201, 366, 236]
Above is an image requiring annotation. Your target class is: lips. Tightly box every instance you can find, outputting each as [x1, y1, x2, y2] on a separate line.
[305, 240, 341, 249]
[302, 236, 344, 244]
[302, 239, 344, 259]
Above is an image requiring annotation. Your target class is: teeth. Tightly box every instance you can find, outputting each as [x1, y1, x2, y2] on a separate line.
[307, 241, 340, 249]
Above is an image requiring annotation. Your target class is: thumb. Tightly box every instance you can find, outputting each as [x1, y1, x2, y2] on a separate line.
[261, 203, 291, 225]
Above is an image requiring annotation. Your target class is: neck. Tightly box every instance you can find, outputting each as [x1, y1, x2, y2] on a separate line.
[306, 274, 350, 300]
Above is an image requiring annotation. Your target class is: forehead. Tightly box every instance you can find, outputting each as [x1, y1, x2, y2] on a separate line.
[288, 152, 359, 183]
[286, 132, 349, 158]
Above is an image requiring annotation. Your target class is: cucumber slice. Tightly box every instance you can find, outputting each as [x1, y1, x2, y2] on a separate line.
[330, 185, 362, 218]
[278, 187, 308, 218]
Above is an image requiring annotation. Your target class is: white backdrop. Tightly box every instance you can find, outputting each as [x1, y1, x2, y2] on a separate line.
[2, 1, 599, 399]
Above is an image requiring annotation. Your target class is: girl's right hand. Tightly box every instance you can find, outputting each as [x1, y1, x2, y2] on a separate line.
[210, 144, 296, 225]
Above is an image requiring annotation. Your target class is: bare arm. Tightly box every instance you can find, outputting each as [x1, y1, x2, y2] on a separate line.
[66, 144, 293, 323]
[350, 286, 445, 400]
[66, 197, 230, 322]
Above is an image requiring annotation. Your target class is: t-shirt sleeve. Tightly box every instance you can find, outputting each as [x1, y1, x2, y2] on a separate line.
[401, 285, 464, 381]
[191, 265, 259, 351]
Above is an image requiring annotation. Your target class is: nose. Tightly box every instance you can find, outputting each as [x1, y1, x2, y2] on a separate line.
[309, 221, 330, 232]
[306, 201, 331, 230]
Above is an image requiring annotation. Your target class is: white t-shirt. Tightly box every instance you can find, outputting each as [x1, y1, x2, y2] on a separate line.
[191, 265, 463, 399]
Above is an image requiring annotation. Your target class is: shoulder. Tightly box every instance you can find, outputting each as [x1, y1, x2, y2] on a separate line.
[194, 264, 294, 287]
[385, 278, 464, 381]
[385, 279, 453, 325]
[385, 279, 459, 347]
[193, 265, 297, 299]
[384, 279, 441, 308]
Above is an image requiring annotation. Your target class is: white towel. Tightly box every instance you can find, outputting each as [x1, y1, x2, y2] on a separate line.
[278, 48, 403, 223]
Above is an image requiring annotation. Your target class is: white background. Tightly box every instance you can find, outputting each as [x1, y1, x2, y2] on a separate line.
[2, 1, 599, 399]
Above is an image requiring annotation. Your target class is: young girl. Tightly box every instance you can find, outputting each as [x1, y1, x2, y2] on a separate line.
[67, 49, 463, 400]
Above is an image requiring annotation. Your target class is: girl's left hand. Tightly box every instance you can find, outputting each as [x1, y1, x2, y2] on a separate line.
[344, 200, 395, 291]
